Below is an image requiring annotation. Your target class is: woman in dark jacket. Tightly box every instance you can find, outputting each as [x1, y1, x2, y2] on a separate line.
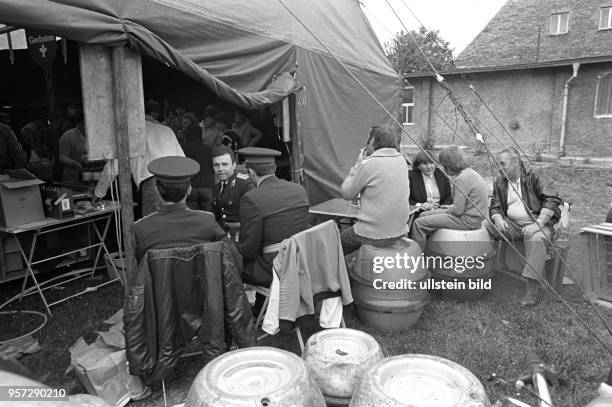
[408, 150, 453, 220]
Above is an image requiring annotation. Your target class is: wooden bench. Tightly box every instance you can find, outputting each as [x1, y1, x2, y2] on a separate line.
[581, 222, 612, 297]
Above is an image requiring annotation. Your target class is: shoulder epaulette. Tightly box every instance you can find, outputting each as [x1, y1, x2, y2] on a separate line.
[236, 173, 250, 180]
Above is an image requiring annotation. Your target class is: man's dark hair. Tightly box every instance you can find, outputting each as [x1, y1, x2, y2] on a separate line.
[183, 123, 201, 142]
[412, 150, 436, 171]
[247, 162, 276, 176]
[204, 105, 218, 118]
[212, 146, 236, 162]
[182, 112, 198, 126]
[156, 180, 190, 203]
[367, 125, 398, 150]
[438, 146, 469, 174]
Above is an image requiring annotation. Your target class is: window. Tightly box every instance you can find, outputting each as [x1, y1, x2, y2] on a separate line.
[402, 86, 414, 125]
[600, 7, 612, 30]
[550, 12, 569, 35]
[595, 73, 612, 117]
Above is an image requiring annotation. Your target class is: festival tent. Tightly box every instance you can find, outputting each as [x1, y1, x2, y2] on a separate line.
[0, 0, 402, 202]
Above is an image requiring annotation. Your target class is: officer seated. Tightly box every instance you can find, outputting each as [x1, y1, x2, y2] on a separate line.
[211, 146, 255, 240]
[134, 156, 226, 262]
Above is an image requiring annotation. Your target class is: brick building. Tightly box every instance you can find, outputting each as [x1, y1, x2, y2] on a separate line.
[403, 0, 612, 158]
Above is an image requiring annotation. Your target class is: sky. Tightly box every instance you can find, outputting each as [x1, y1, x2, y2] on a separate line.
[360, 0, 508, 56]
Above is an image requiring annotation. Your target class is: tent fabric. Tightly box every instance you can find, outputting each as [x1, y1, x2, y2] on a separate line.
[0, 0, 402, 202]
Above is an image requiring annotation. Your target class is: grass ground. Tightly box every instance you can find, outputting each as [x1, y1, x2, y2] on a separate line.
[0, 163, 610, 407]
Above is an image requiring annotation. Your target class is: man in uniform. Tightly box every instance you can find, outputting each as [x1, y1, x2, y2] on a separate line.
[237, 147, 309, 291]
[134, 156, 225, 262]
[211, 146, 255, 239]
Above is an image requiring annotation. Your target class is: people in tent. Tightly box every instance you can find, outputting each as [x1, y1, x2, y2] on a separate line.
[58, 115, 87, 182]
[485, 146, 563, 306]
[409, 150, 453, 223]
[201, 105, 222, 148]
[237, 147, 309, 312]
[20, 117, 46, 163]
[133, 156, 225, 262]
[177, 111, 199, 143]
[181, 123, 215, 212]
[411, 146, 488, 250]
[340, 125, 410, 255]
[93, 100, 184, 216]
[0, 120, 27, 172]
[211, 146, 255, 239]
[214, 114, 242, 153]
[232, 110, 263, 148]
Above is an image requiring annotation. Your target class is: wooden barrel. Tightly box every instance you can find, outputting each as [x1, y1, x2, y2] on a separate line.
[302, 328, 383, 406]
[350, 354, 489, 407]
[185, 347, 325, 407]
[350, 238, 430, 332]
[424, 228, 495, 301]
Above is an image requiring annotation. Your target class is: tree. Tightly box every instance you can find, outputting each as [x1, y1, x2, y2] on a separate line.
[386, 27, 454, 74]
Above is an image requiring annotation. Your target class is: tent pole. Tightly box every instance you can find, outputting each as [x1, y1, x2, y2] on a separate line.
[289, 94, 303, 184]
[110, 46, 137, 290]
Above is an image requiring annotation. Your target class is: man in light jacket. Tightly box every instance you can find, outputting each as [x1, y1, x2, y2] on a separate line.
[340, 125, 410, 254]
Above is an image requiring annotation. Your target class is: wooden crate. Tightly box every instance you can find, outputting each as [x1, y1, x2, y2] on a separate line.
[580, 223, 612, 293]
[503, 240, 569, 290]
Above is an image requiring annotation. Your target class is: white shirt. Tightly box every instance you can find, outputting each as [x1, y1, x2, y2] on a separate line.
[422, 172, 441, 205]
[94, 120, 184, 198]
[506, 178, 531, 223]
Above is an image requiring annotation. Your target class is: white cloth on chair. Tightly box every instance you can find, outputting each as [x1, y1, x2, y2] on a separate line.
[262, 272, 281, 335]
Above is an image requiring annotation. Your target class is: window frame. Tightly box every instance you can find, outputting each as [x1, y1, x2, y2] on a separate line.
[550, 12, 569, 35]
[402, 86, 415, 126]
[594, 72, 612, 118]
[599, 6, 612, 30]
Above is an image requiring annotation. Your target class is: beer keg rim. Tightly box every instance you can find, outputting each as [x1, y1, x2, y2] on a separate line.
[201, 347, 306, 398]
[362, 354, 488, 406]
[303, 328, 381, 364]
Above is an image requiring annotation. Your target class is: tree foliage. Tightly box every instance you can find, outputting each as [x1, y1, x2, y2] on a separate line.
[386, 27, 454, 74]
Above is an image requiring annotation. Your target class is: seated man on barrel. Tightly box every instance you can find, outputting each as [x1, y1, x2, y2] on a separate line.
[412, 146, 488, 251]
[484, 147, 563, 306]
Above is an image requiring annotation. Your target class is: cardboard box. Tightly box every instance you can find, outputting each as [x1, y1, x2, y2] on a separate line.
[2, 236, 20, 253]
[0, 170, 45, 227]
[5, 252, 23, 272]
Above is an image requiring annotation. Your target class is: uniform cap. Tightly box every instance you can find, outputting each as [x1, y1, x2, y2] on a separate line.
[148, 156, 199, 184]
[238, 147, 281, 164]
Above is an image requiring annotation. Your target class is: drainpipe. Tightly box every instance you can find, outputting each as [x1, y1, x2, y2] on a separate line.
[559, 62, 580, 157]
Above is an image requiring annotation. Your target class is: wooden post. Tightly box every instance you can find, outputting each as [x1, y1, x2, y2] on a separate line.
[110, 46, 136, 290]
[289, 94, 303, 184]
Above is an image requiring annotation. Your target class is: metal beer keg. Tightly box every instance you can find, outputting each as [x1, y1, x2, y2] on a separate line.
[302, 328, 383, 406]
[349, 354, 490, 407]
[184, 347, 325, 407]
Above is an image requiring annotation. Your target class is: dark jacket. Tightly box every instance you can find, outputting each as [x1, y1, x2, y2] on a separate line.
[238, 176, 309, 286]
[124, 241, 256, 384]
[181, 138, 214, 189]
[490, 166, 563, 225]
[0, 122, 27, 170]
[133, 203, 225, 261]
[408, 168, 453, 206]
[211, 172, 255, 224]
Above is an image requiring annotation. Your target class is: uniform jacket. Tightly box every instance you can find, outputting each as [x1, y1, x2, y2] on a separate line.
[490, 166, 562, 225]
[134, 202, 225, 261]
[124, 241, 256, 384]
[408, 168, 453, 206]
[211, 172, 255, 224]
[238, 176, 309, 286]
[0, 123, 26, 170]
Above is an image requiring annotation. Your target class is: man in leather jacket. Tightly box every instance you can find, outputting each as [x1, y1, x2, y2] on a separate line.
[484, 147, 562, 306]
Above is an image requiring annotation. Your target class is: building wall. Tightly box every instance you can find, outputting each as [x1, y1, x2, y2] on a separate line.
[457, 0, 612, 68]
[406, 62, 612, 157]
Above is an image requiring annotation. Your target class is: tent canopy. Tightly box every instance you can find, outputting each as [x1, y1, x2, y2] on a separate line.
[0, 0, 402, 202]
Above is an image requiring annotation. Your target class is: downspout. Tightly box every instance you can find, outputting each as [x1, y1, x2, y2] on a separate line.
[559, 62, 580, 157]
